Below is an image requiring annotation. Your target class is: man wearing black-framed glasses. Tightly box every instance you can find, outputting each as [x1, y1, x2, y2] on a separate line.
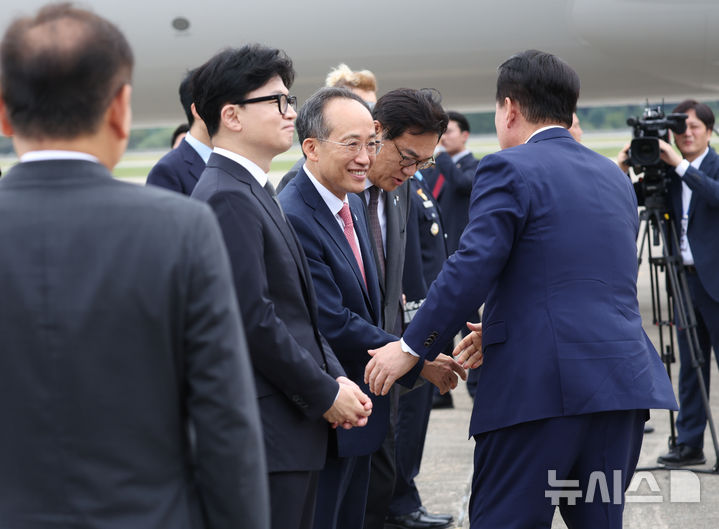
[191, 45, 372, 529]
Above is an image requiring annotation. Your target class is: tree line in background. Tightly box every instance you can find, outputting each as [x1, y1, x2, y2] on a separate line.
[2, 100, 719, 156]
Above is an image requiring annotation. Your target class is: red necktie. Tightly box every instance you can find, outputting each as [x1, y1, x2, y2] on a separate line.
[338, 202, 367, 287]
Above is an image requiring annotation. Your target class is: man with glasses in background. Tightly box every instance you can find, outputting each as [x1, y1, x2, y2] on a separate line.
[191, 45, 373, 529]
[359, 88, 460, 529]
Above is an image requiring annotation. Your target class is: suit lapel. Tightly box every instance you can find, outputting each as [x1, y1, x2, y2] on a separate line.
[296, 172, 373, 306]
[384, 187, 403, 291]
[180, 140, 204, 183]
[214, 154, 313, 296]
[690, 147, 718, 219]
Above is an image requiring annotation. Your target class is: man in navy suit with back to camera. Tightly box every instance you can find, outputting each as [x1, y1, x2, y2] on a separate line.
[146, 66, 213, 195]
[366, 50, 678, 528]
[190, 46, 372, 529]
[0, 4, 268, 529]
[619, 99, 719, 468]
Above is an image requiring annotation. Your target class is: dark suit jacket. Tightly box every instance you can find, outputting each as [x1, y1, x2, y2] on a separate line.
[357, 183, 410, 336]
[668, 146, 719, 302]
[279, 169, 396, 456]
[146, 138, 205, 195]
[0, 159, 268, 529]
[422, 151, 479, 254]
[191, 153, 344, 472]
[403, 128, 677, 437]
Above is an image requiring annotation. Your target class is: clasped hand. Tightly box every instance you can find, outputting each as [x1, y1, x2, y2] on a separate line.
[323, 376, 373, 430]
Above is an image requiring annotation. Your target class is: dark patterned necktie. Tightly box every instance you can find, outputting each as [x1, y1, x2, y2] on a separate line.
[368, 185, 385, 280]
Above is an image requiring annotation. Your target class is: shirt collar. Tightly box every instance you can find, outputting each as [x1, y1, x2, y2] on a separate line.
[213, 147, 268, 187]
[451, 149, 471, 163]
[304, 165, 346, 216]
[20, 150, 100, 164]
[525, 125, 565, 143]
[184, 131, 212, 163]
[690, 146, 710, 169]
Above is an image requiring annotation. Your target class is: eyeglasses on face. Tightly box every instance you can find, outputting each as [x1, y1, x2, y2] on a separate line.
[391, 140, 435, 170]
[317, 138, 383, 155]
[235, 93, 298, 115]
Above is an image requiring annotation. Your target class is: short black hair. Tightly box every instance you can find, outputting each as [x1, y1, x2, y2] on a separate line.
[192, 44, 295, 137]
[447, 111, 470, 133]
[673, 99, 715, 131]
[373, 88, 448, 141]
[1, 2, 133, 139]
[296, 87, 370, 156]
[179, 69, 197, 126]
[496, 50, 579, 128]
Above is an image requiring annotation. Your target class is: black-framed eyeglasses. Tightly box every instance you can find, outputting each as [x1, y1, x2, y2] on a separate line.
[235, 93, 298, 115]
[391, 140, 435, 170]
[317, 138, 383, 155]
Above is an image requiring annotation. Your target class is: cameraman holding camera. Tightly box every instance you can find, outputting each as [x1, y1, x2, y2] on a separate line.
[619, 99, 719, 467]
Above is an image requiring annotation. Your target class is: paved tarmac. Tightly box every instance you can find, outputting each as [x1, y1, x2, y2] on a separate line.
[414, 239, 719, 528]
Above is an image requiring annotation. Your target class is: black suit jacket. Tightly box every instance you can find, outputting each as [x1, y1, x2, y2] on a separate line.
[0, 159, 268, 529]
[146, 138, 206, 195]
[191, 153, 345, 472]
[357, 183, 410, 336]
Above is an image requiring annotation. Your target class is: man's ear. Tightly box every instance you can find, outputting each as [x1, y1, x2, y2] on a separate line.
[220, 104, 243, 133]
[303, 138, 320, 162]
[0, 98, 14, 137]
[108, 84, 132, 140]
[374, 120, 383, 137]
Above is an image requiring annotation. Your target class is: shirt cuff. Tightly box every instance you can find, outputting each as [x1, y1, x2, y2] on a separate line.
[400, 337, 419, 358]
[675, 159, 690, 177]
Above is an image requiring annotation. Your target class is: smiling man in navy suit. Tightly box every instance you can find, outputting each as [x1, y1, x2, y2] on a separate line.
[366, 50, 678, 528]
[279, 87, 463, 529]
[146, 67, 212, 195]
[190, 46, 372, 529]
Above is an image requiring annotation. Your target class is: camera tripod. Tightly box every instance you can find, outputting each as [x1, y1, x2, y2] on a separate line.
[637, 197, 719, 473]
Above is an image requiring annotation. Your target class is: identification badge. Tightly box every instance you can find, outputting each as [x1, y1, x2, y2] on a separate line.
[423, 200, 433, 209]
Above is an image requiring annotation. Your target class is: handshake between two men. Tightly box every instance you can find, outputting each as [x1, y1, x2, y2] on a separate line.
[364, 322, 483, 397]
[322, 322, 483, 430]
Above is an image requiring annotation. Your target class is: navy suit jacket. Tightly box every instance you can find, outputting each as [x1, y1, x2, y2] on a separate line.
[146, 138, 205, 195]
[422, 151, 479, 255]
[669, 146, 719, 302]
[404, 127, 677, 437]
[279, 169, 397, 457]
[191, 153, 345, 472]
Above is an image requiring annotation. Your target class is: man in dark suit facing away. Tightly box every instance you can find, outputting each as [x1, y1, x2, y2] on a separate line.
[146, 66, 213, 195]
[366, 50, 678, 528]
[0, 5, 268, 529]
[190, 46, 372, 529]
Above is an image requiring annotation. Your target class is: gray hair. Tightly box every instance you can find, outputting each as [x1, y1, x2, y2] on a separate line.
[296, 87, 370, 157]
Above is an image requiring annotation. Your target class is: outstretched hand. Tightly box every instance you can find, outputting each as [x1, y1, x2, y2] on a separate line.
[420, 354, 467, 394]
[364, 341, 418, 396]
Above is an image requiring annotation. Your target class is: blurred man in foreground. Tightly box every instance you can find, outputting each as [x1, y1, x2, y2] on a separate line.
[0, 4, 268, 528]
